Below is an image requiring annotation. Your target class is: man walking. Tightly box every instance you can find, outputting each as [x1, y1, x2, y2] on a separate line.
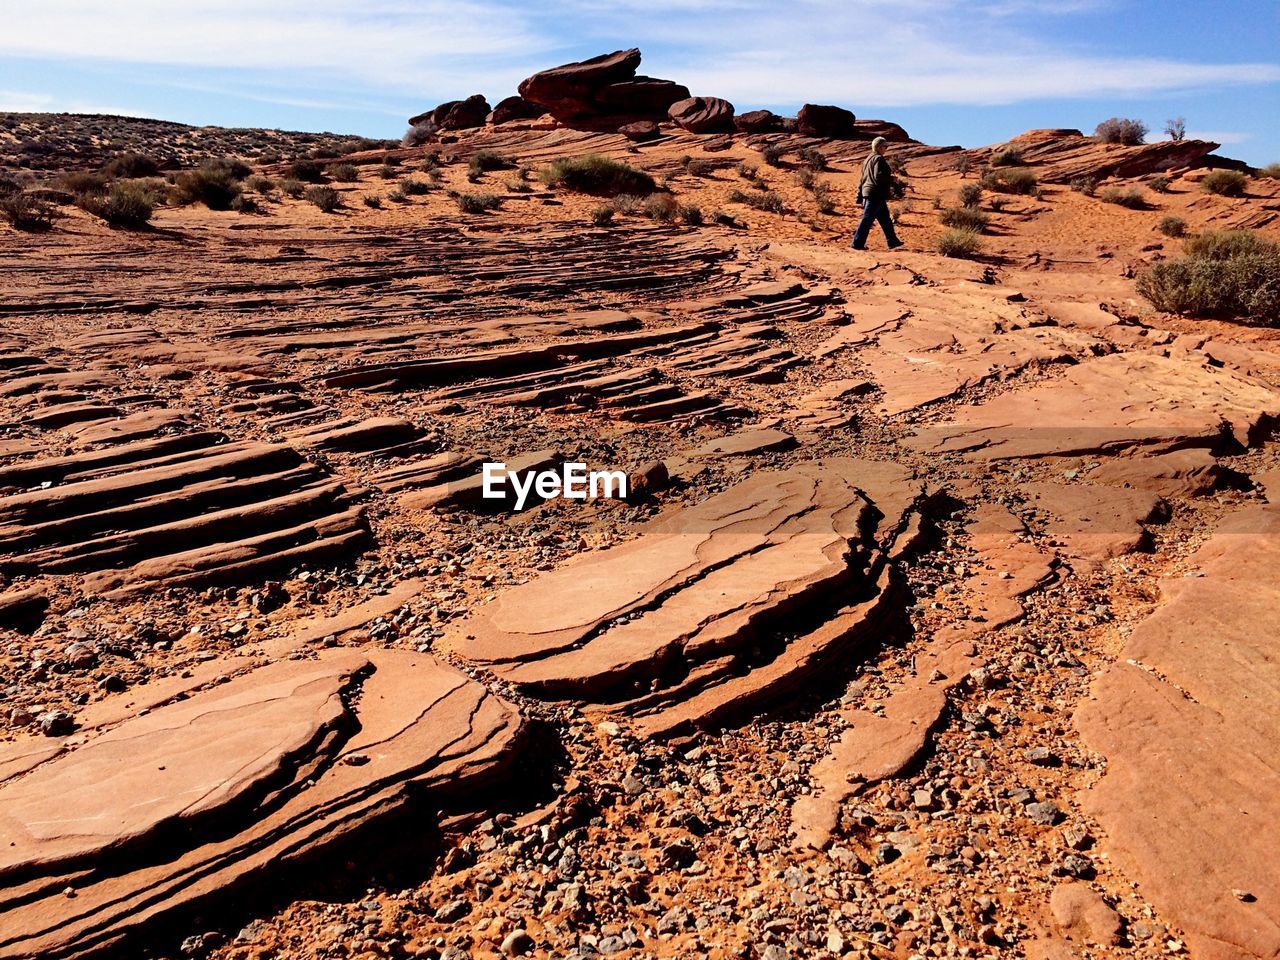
[852, 136, 904, 250]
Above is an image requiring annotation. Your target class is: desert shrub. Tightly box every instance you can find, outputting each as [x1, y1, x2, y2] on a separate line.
[609, 194, 643, 215]
[1, 192, 55, 231]
[940, 206, 989, 232]
[363, 195, 383, 209]
[538, 154, 654, 196]
[1099, 186, 1147, 208]
[1201, 169, 1248, 196]
[1146, 175, 1171, 193]
[505, 177, 532, 193]
[77, 180, 155, 227]
[812, 183, 836, 214]
[230, 194, 259, 214]
[244, 174, 275, 193]
[419, 152, 442, 171]
[279, 179, 305, 198]
[1095, 117, 1148, 145]
[57, 171, 108, 195]
[305, 185, 341, 212]
[981, 167, 1038, 194]
[1070, 176, 1097, 196]
[102, 152, 159, 178]
[796, 169, 817, 191]
[727, 188, 785, 213]
[591, 205, 615, 227]
[1157, 215, 1186, 237]
[456, 192, 502, 214]
[736, 162, 760, 182]
[398, 177, 432, 196]
[938, 228, 983, 258]
[1137, 230, 1280, 323]
[469, 150, 513, 175]
[679, 203, 704, 226]
[330, 163, 359, 182]
[378, 163, 399, 180]
[1164, 117, 1187, 142]
[799, 147, 828, 171]
[989, 147, 1022, 166]
[310, 146, 339, 159]
[958, 183, 983, 208]
[643, 194, 679, 222]
[285, 159, 326, 183]
[173, 160, 243, 209]
[683, 157, 712, 177]
[761, 144, 785, 167]
[953, 154, 972, 175]
[1259, 163, 1280, 179]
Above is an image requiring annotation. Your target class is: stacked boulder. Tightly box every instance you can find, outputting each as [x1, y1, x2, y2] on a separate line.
[404, 94, 491, 145]
[517, 48, 690, 131]
[487, 95, 545, 125]
[668, 96, 736, 133]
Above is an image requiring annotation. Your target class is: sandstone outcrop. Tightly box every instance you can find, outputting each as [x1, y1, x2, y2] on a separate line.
[797, 103, 857, 137]
[517, 48, 690, 130]
[668, 96, 736, 133]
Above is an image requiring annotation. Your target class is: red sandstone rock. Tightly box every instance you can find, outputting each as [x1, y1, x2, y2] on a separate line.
[668, 96, 736, 133]
[797, 103, 857, 138]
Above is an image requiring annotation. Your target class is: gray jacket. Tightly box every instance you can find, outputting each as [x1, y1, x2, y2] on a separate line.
[857, 153, 893, 203]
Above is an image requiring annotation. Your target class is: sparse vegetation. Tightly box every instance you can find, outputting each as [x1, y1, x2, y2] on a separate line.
[761, 144, 786, 167]
[539, 154, 655, 196]
[1158, 215, 1187, 237]
[285, 159, 326, 183]
[363, 195, 383, 209]
[1070, 176, 1098, 196]
[1164, 117, 1187, 142]
[736, 162, 760, 182]
[1095, 117, 1148, 146]
[330, 163, 359, 182]
[989, 147, 1022, 167]
[812, 182, 836, 214]
[456, 192, 503, 214]
[469, 150, 514, 175]
[57, 171, 108, 196]
[591, 205, 615, 227]
[680, 204, 704, 226]
[505, 177, 532, 193]
[958, 183, 983, 208]
[1099, 186, 1147, 209]
[1260, 163, 1280, 179]
[953, 154, 973, 176]
[102, 152, 160, 178]
[398, 177, 432, 196]
[937, 228, 983, 258]
[643, 194, 679, 222]
[279, 179, 305, 198]
[682, 157, 712, 177]
[77, 180, 156, 227]
[1137, 229, 1280, 323]
[799, 147, 828, 172]
[727, 188, 786, 213]
[981, 167, 1038, 194]
[940, 206, 989, 232]
[1201, 169, 1248, 196]
[1, 192, 56, 232]
[245, 174, 275, 193]
[1146, 175, 1171, 193]
[172, 159, 244, 210]
[305, 185, 341, 212]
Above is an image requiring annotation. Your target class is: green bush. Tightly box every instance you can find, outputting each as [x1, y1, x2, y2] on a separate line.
[981, 167, 1038, 195]
[953, 154, 972, 175]
[539, 154, 655, 196]
[456, 192, 502, 213]
[330, 163, 359, 182]
[1099, 186, 1147, 209]
[1201, 169, 1248, 196]
[1, 192, 55, 231]
[989, 147, 1022, 166]
[761, 144, 785, 167]
[591, 205, 615, 227]
[102, 152, 159, 178]
[305, 185, 341, 212]
[1137, 229, 1280, 323]
[173, 160, 243, 209]
[680, 203, 704, 226]
[1157, 215, 1186, 237]
[940, 206, 989, 232]
[727, 188, 785, 213]
[77, 180, 155, 227]
[469, 150, 513, 174]
[1259, 163, 1280, 180]
[286, 159, 326, 183]
[799, 147, 827, 171]
[938, 228, 983, 258]
[1095, 117, 1148, 145]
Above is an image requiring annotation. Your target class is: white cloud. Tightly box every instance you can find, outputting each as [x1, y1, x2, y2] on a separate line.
[1183, 130, 1253, 144]
[0, 0, 1276, 112]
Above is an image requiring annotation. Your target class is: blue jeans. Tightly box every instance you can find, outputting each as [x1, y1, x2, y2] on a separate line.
[852, 196, 901, 248]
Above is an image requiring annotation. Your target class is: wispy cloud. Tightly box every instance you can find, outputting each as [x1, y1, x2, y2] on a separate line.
[1, 0, 1277, 113]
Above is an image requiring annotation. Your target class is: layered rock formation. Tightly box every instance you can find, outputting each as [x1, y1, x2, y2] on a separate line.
[0, 651, 524, 960]
[407, 94, 491, 136]
[798, 103, 857, 137]
[517, 48, 690, 131]
[668, 96, 736, 133]
[445, 459, 932, 738]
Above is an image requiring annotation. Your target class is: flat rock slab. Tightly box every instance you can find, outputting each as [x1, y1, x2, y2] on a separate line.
[0, 651, 523, 960]
[445, 459, 931, 736]
[909, 352, 1279, 460]
[1022, 482, 1167, 561]
[1076, 505, 1280, 960]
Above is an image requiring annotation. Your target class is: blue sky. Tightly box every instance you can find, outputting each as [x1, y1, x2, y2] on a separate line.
[2, 0, 1278, 163]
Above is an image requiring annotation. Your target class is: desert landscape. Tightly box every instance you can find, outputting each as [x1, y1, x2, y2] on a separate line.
[2, 43, 1280, 960]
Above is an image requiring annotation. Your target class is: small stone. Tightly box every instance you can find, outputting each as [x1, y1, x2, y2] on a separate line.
[760, 946, 790, 960]
[38, 710, 75, 737]
[435, 899, 471, 923]
[1233, 889, 1256, 902]
[1026, 800, 1063, 825]
[500, 929, 533, 956]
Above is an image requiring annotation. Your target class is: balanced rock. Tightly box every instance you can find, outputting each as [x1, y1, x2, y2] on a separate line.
[619, 120, 661, 142]
[518, 48, 690, 130]
[735, 109, 784, 133]
[0, 651, 524, 960]
[668, 96, 736, 133]
[488, 95, 544, 125]
[408, 94, 491, 132]
[797, 103, 857, 137]
[444, 459, 932, 738]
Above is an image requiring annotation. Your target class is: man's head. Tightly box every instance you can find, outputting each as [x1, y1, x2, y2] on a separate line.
[871, 136, 888, 156]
